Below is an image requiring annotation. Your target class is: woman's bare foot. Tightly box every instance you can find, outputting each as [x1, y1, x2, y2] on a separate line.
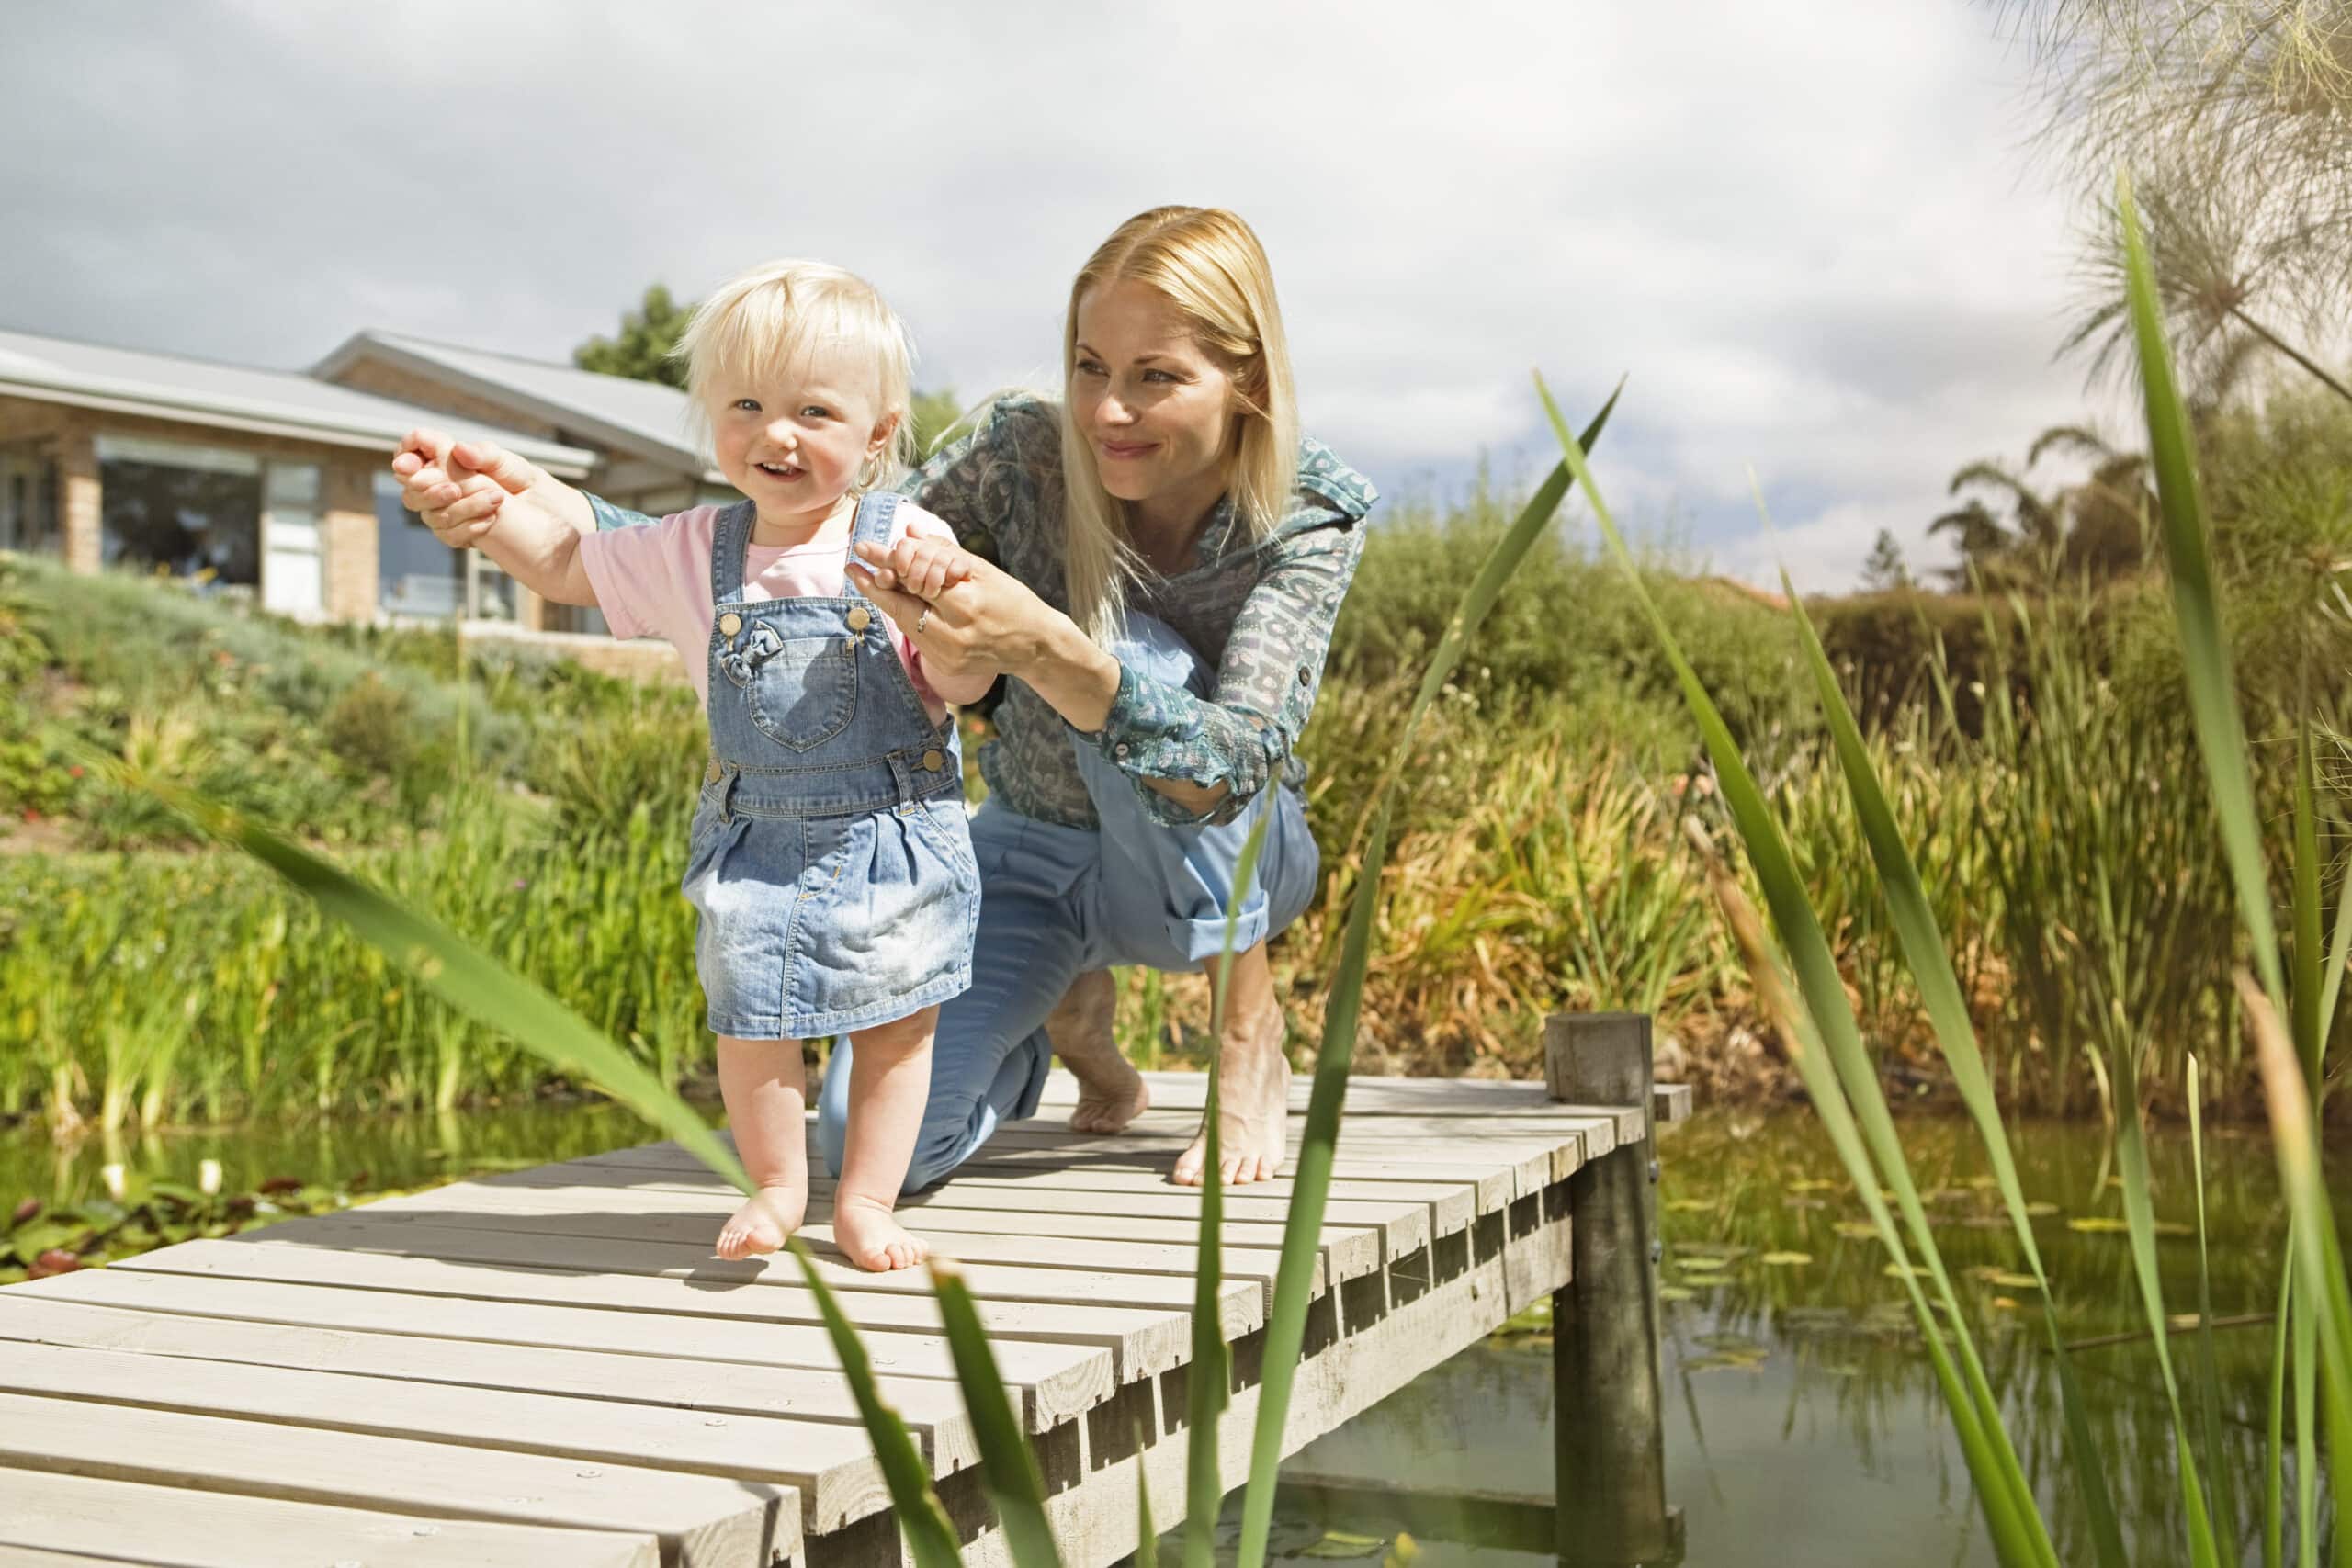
[833, 1191, 929, 1271]
[715, 1183, 806, 1260]
[1173, 1001, 1291, 1188]
[1047, 970, 1151, 1134]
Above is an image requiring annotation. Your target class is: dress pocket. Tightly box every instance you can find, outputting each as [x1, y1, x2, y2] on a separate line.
[746, 635, 859, 751]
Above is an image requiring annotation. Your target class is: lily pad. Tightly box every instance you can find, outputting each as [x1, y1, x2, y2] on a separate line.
[1759, 1251, 1814, 1268]
[1300, 1531, 1389, 1560]
[1659, 1285, 1697, 1303]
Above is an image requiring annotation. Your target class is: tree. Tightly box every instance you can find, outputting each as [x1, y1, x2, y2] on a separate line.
[2008, 0, 2352, 410]
[1860, 529, 1912, 592]
[573, 284, 693, 390]
[1929, 497, 2015, 590]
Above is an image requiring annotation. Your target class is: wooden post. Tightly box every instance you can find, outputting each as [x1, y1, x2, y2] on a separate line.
[1546, 1010, 1675, 1567]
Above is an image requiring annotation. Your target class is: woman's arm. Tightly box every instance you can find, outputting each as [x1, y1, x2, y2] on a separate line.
[854, 513, 1366, 825]
[1087, 518, 1369, 826]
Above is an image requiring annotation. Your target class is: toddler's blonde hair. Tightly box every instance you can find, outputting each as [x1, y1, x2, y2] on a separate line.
[1059, 207, 1299, 644]
[676, 259, 917, 493]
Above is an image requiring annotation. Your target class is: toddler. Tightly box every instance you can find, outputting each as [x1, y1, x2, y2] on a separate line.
[398, 260, 988, 1270]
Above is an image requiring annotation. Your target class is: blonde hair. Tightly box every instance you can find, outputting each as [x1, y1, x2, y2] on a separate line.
[1060, 207, 1300, 644]
[675, 258, 917, 493]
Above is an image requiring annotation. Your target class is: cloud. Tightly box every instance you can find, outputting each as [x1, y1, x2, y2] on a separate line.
[0, 0, 2121, 584]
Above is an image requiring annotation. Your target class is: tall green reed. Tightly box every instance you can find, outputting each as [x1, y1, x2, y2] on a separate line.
[1535, 174, 2345, 1568]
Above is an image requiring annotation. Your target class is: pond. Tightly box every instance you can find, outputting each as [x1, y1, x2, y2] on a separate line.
[3, 1100, 2341, 1564]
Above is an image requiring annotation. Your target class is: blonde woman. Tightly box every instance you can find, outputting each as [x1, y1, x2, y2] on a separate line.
[399, 207, 1376, 1190]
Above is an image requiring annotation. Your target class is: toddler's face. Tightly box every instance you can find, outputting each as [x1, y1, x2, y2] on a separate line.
[707, 342, 897, 524]
[1070, 279, 1238, 511]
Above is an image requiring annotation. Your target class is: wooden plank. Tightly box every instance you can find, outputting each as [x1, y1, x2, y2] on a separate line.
[555, 1132, 1521, 1215]
[1654, 1081, 1695, 1123]
[971, 1128, 1556, 1201]
[1049, 1105, 1613, 1169]
[484, 1168, 1437, 1266]
[1035, 1068, 1652, 1137]
[258, 1208, 1324, 1313]
[220, 1210, 1264, 1335]
[107, 1238, 1116, 1431]
[0, 1339, 890, 1533]
[507, 1161, 1464, 1253]
[0, 1289, 987, 1464]
[0, 1469, 662, 1567]
[0, 1391, 790, 1568]
[81, 1228, 1205, 1384]
[943, 1211, 1579, 1568]
[372, 1179, 1385, 1283]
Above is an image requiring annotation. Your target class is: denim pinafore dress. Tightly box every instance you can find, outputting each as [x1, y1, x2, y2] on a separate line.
[683, 493, 979, 1040]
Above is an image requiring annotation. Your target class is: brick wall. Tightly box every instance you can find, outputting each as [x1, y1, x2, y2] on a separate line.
[58, 421, 99, 574]
[321, 455, 379, 621]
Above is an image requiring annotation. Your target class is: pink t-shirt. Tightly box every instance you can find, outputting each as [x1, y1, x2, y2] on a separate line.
[578, 503, 953, 719]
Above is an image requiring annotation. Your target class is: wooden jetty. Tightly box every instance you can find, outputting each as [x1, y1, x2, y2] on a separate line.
[0, 1015, 1681, 1568]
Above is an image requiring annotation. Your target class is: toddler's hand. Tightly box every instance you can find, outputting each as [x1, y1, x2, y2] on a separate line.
[877, 536, 978, 600]
[391, 430, 505, 548]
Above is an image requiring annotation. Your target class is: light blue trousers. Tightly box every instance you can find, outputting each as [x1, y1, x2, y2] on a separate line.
[815, 614, 1320, 1191]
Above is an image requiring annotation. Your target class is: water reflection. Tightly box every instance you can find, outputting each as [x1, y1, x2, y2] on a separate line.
[1285, 1109, 2346, 1568]
[0, 1100, 659, 1211]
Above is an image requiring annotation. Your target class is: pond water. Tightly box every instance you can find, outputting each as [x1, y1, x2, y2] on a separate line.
[3, 1100, 2341, 1564]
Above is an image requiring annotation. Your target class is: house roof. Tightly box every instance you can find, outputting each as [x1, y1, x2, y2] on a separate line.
[313, 330, 721, 483]
[0, 326, 595, 477]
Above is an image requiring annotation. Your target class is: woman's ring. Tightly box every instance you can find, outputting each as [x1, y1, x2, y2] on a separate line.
[915, 606, 932, 636]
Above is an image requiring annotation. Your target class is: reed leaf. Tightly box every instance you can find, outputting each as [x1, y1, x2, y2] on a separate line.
[1682, 823, 2048, 1568]
[2236, 978, 2352, 1568]
[2109, 1038, 2222, 1567]
[2117, 173, 2285, 1010]
[933, 1260, 1061, 1568]
[2188, 1057, 2239, 1556]
[789, 1238, 964, 1568]
[1182, 1066, 1227, 1568]
[1137, 1430, 1159, 1568]
[1539, 379, 2055, 1568]
[1778, 565, 2129, 1568]
[1230, 390, 1621, 1568]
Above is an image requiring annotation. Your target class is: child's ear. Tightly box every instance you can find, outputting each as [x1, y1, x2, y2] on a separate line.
[869, 411, 902, 453]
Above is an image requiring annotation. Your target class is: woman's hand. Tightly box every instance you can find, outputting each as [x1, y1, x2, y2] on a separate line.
[391, 429, 594, 540]
[851, 542, 1123, 729]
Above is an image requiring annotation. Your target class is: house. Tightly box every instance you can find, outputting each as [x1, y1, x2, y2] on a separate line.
[0, 324, 736, 679]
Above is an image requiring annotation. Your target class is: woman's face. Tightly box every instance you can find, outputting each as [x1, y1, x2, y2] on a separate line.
[1070, 278, 1239, 516]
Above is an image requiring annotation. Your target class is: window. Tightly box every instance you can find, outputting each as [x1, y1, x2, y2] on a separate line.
[95, 435, 262, 592]
[371, 471, 515, 622]
[0, 444, 58, 554]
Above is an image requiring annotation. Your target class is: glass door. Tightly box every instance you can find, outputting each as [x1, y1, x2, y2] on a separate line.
[262, 461, 323, 617]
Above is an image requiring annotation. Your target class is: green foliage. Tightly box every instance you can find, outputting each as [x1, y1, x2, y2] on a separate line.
[1330, 481, 1807, 749]
[572, 283, 693, 390]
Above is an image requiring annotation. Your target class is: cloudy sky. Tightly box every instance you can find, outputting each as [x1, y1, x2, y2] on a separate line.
[2, 1, 2130, 591]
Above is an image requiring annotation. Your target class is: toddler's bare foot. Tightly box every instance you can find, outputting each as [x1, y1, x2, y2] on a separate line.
[1048, 970, 1151, 1134]
[1173, 1002, 1290, 1188]
[715, 1183, 806, 1260]
[833, 1192, 928, 1272]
